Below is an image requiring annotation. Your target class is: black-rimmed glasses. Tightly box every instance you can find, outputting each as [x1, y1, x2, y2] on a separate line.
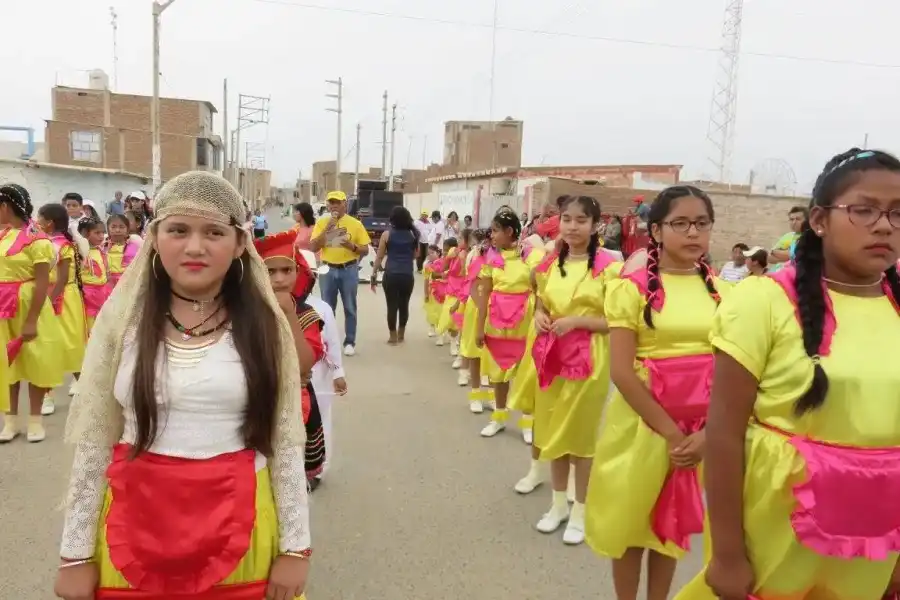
[662, 218, 714, 233]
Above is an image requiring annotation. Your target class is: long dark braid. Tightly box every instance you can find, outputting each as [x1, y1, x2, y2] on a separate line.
[0, 183, 34, 223]
[642, 185, 719, 329]
[557, 195, 602, 277]
[38, 203, 84, 293]
[793, 147, 900, 415]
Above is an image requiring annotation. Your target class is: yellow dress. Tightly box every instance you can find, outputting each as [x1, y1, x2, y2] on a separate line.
[436, 248, 461, 335]
[676, 276, 900, 600]
[479, 248, 544, 384]
[584, 273, 722, 560]
[50, 241, 87, 374]
[507, 322, 537, 414]
[422, 264, 441, 328]
[81, 247, 110, 332]
[0, 228, 64, 389]
[532, 259, 619, 460]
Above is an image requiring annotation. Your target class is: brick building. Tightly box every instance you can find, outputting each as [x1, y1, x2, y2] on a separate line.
[45, 74, 221, 182]
[443, 118, 523, 172]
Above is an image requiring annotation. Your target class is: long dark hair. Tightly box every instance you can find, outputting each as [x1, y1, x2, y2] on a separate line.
[294, 202, 315, 227]
[131, 232, 284, 458]
[0, 183, 33, 223]
[792, 148, 900, 415]
[38, 203, 84, 293]
[557, 195, 602, 277]
[643, 185, 720, 329]
[390, 205, 419, 241]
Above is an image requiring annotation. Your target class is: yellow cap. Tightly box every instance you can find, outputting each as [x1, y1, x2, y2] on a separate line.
[326, 190, 347, 202]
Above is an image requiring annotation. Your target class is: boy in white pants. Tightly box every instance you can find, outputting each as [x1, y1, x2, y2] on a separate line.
[307, 293, 347, 480]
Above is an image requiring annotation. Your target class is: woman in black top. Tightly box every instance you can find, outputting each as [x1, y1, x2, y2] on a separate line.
[372, 206, 419, 344]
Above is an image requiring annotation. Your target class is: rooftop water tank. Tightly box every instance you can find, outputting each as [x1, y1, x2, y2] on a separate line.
[88, 69, 109, 91]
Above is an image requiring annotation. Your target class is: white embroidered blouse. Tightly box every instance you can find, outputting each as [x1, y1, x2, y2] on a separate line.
[59, 332, 311, 559]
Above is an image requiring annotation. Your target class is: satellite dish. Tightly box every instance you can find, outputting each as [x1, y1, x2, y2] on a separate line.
[749, 158, 798, 196]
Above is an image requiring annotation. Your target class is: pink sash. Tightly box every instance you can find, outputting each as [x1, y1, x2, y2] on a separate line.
[532, 329, 593, 390]
[482, 336, 527, 370]
[488, 290, 529, 330]
[644, 353, 713, 551]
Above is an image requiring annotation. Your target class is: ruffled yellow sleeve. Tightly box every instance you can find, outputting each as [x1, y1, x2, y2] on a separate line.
[605, 277, 642, 331]
[525, 248, 546, 268]
[603, 261, 623, 284]
[28, 238, 54, 265]
[710, 276, 781, 380]
[60, 244, 75, 262]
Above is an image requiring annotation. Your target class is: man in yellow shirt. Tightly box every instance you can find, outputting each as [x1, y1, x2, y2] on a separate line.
[309, 190, 372, 356]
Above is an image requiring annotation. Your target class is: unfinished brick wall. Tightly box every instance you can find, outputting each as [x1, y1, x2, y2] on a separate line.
[53, 88, 106, 126]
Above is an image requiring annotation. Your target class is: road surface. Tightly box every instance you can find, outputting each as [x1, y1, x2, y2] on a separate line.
[0, 208, 704, 599]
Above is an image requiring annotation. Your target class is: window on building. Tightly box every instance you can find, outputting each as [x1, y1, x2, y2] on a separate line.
[293, 191, 300, 199]
[196, 138, 208, 167]
[311, 182, 318, 197]
[500, 143, 510, 149]
[70, 131, 101, 163]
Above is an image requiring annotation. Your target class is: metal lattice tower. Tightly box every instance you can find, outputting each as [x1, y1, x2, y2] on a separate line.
[706, 0, 744, 183]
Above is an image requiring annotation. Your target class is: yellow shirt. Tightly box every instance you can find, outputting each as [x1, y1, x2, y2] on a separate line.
[605, 273, 724, 359]
[81, 247, 109, 286]
[0, 229, 54, 282]
[311, 214, 371, 266]
[479, 248, 545, 293]
[535, 258, 619, 319]
[713, 275, 900, 446]
[50, 243, 77, 285]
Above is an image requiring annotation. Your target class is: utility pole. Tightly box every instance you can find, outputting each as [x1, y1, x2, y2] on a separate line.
[110, 7, 119, 91]
[222, 79, 228, 181]
[325, 78, 343, 192]
[388, 102, 397, 191]
[353, 123, 361, 195]
[151, 0, 177, 194]
[488, 0, 499, 169]
[381, 90, 388, 180]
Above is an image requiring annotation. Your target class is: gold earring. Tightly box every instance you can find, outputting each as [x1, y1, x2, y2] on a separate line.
[235, 258, 244, 284]
[152, 253, 161, 280]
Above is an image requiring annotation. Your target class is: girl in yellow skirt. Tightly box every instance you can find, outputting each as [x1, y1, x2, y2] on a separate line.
[459, 229, 495, 404]
[105, 213, 143, 288]
[531, 196, 622, 546]
[475, 207, 544, 438]
[55, 171, 312, 600]
[77, 218, 111, 333]
[422, 244, 443, 336]
[437, 234, 469, 368]
[584, 186, 723, 600]
[0, 184, 64, 444]
[36, 203, 88, 417]
[680, 149, 900, 600]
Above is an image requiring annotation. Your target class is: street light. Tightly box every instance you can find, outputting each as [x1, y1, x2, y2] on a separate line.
[151, 0, 178, 194]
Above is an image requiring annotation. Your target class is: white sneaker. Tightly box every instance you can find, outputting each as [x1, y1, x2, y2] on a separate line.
[41, 397, 56, 416]
[27, 417, 46, 443]
[451, 356, 463, 370]
[469, 400, 484, 414]
[522, 428, 533, 445]
[68, 379, 78, 396]
[480, 419, 506, 437]
[514, 460, 545, 494]
[450, 339, 460, 357]
[435, 335, 446, 347]
[536, 497, 570, 534]
[427, 327, 436, 338]
[0, 415, 18, 443]
[457, 369, 470, 387]
[343, 345, 356, 357]
[563, 502, 586, 545]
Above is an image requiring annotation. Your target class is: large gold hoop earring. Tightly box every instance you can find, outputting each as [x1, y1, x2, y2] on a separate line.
[235, 258, 244, 284]
[152, 253, 161, 280]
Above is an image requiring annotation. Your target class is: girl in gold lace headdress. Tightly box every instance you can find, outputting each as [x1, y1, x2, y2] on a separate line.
[55, 172, 313, 600]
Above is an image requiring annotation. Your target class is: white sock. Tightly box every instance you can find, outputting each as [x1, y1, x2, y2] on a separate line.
[552, 490, 568, 511]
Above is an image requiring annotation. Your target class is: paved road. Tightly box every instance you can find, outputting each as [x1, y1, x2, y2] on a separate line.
[0, 209, 704, 599]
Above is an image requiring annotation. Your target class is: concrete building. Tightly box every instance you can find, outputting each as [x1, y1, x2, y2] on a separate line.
[272, 179, 313, 206]
[443, 118, 523, 172]
[44, 70, 221, 183]
[233, 167, 272, 210]
[0, 158, 149, 215]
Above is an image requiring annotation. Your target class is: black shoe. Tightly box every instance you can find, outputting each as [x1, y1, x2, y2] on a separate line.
[308, 477, 322, 493]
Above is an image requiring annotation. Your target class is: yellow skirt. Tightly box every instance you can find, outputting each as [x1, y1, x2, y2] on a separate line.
[7, 281, 64, 389]
[675, 425, 897, 600]
[459, 299, 481, 360]
[56, 283, 87, 374]
[533, 333, 610, 460]
[436, 294, 459, 335]
[424, 296, 441, 328]
[507, 324, 537, 414]
[96, 467, 307, 599]
[584, 386, 686, 560]
[482, 294, 534, 384]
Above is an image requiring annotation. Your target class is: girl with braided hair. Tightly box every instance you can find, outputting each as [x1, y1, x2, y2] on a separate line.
[583, 185, 723, 600]
[474, 207, 545, 437]
[77, 218, 112, 333]
[529, 195, 621, 545]
[0, 184, 65, 443]
[36, 203, 87, 417]
[680, 149, 900, 600]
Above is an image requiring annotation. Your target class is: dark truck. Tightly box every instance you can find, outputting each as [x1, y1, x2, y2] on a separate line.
[348, 179, 404, 283]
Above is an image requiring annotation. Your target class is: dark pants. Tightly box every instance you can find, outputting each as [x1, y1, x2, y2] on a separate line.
[416, 242, 428, 272]
[253, 228, 265, 239]
[382, 272, 415, 332]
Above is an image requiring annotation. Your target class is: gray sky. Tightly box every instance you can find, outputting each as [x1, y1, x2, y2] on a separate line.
[3, 0, 899, 192]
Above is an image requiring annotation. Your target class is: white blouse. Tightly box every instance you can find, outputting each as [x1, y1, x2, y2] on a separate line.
[59, 332, 310, 559]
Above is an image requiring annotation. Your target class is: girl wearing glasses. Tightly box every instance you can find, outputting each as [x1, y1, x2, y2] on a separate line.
[584, 185, 723, 600]
[679, 149, 900, 600]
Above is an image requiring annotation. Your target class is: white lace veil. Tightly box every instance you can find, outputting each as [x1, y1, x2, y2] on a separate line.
[65, 171, 305, 449]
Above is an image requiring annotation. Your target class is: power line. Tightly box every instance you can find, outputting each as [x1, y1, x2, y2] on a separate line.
[251, 0, 900, 69]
